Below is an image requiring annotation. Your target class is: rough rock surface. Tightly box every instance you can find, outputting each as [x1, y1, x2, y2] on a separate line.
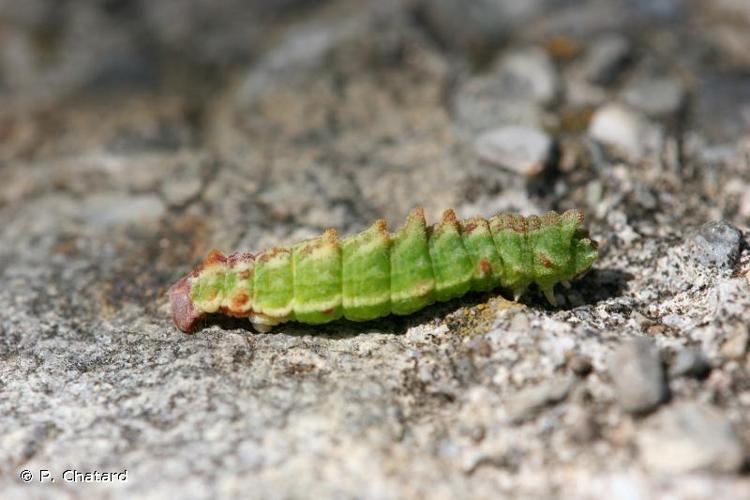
[1, 1, 750, 499]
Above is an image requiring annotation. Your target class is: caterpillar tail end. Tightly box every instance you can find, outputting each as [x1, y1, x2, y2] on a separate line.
[169, 276, 202, 333]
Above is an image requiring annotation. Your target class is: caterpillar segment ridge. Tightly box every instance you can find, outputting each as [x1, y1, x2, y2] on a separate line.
[169, 208, 598, 333]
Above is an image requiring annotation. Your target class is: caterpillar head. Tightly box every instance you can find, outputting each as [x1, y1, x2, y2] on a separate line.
[529, 210, 598, 286]
[570, 228, 598, 280]
[554, 209, 598, 282]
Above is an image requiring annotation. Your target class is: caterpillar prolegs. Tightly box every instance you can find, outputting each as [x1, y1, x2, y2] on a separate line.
[169, 208, 598, 333]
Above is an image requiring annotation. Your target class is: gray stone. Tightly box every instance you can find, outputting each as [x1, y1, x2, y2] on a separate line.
[621, 76, 686, 118]
[669, 347, 711, 378]
[638, 402, 746, 474]
[474, 125, 553, 176]
[507, 376, 574, 424]
[609, 338, 668, 414]
[453, 73, 545, 133]
[690, 220, 743, 271]
[580, 33, 631, 85]
[451, 45, 558, 133]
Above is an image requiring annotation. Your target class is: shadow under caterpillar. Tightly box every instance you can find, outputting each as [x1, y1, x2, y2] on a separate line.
[169, 208, 598, 333]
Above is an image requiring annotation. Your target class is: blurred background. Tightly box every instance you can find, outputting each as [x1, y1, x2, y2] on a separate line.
[1, 1, 750, 498]
[2, 0, 749, 297]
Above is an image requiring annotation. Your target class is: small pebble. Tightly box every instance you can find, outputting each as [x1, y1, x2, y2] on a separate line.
[637, 402, 746, 474]
[580, 33, 631, 85]
[495, 46, 559, 105]
[690, 220, 743, 271]
[568, 354, 593, 377]
[669, 347, 711, 379]
[721, 329, 749, 361]
[588, 103, 658, 160]
[609, 338, 668, 414]
[474, 125, 553, 176]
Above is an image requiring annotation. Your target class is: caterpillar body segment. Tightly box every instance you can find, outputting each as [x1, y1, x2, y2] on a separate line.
[390, 207, 435, 315]
[252, 248, 293, 325]
[428, 209, 474, 302]
[292, 228, 343, 324]
[459, 216, 504, 291]
[342, 219, 391, 321]
[169, 208, 598, 332]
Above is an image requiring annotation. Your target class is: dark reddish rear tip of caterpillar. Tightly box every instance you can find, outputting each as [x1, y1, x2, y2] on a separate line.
[169, 276, 202, 333]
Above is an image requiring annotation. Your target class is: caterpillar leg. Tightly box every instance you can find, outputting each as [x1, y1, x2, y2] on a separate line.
[541, 286, 558, 306]
[250, 321, 274, 333]
[511, 285, 528, 302]
[249, 314, 280, 333]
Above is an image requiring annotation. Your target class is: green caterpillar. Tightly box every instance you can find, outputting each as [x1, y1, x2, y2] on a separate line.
[169, 208, 598, 332]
